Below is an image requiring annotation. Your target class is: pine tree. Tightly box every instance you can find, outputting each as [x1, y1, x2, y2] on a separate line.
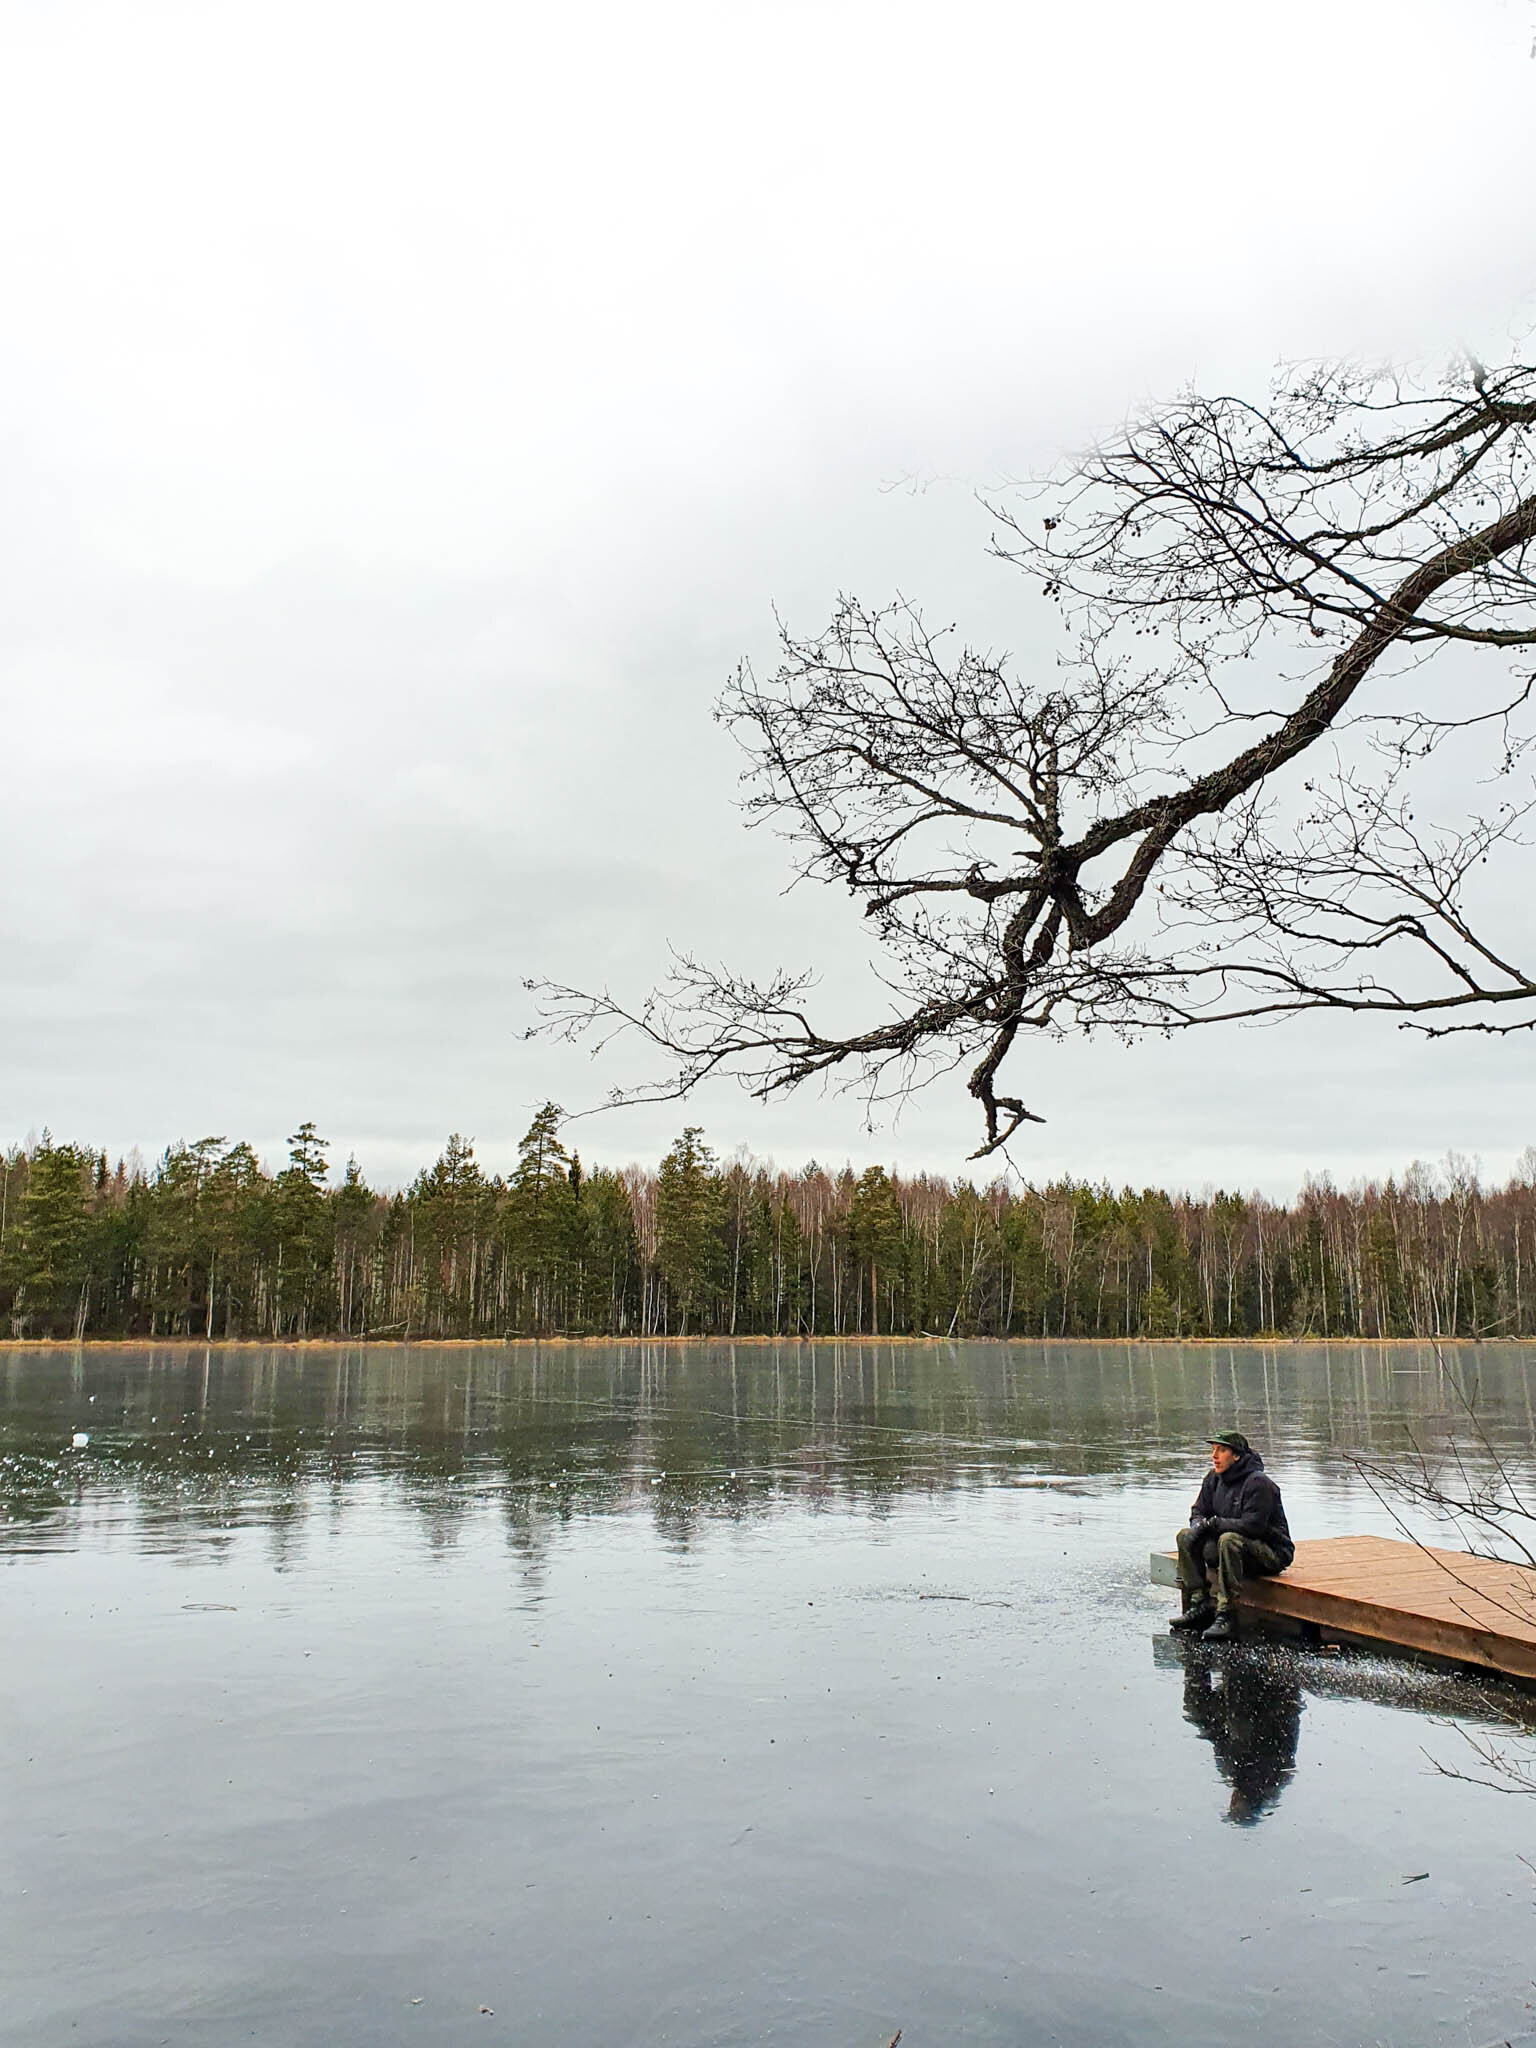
[507, 1104, 577, 1331]
[656, 1127, 723, 1334]
[147, 1135, 227, 1336]
[848, 1165, 904, 1335]
[274, 1124, 333, 1337]
[333, 1156, 376, 1336]
[575, 1168, 640, 1332]
[410, 1135, 491, 1333]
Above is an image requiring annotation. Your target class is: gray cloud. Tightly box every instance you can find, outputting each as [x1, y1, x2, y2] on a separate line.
[3, 0, 1535, 1192]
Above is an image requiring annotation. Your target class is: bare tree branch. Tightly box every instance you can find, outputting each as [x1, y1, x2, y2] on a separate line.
[1348, 1346, 1536, 1795]
[530, 345, 1536, 1154]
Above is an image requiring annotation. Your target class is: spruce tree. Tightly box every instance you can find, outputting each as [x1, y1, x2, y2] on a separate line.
[6, 1137, 93, 1334]
[656, 1127, 724, 1334]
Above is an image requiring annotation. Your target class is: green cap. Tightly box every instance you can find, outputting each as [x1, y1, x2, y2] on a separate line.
[1209, 1430, 1250, 1454]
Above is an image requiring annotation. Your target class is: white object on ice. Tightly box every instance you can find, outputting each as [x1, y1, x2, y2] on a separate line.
[71, 1431, 89, 1449]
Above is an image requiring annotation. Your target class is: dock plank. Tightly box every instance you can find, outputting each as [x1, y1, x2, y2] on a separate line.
[1156, 1535, 1536, 1681]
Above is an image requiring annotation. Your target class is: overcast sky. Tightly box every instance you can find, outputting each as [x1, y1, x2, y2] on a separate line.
[3, 0, 1535, 1195]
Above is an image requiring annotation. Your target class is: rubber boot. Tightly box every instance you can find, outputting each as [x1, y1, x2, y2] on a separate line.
[1170, 1601, 1216, 1633]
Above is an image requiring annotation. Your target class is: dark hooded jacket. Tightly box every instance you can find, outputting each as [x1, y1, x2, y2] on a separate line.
[1190, 1448, 1293, 1566]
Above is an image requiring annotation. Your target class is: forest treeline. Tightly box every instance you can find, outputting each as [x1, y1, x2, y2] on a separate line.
[3, 1110, 1534, 1342]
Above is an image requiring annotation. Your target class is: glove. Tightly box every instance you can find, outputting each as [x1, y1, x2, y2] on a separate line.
[1187, 1517, 1213, 1540]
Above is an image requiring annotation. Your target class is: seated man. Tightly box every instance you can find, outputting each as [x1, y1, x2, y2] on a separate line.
[1170, 1430, 1294, 1642]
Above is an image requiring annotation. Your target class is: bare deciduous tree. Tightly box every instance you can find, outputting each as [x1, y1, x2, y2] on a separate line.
[533, 348, 1536, 1155]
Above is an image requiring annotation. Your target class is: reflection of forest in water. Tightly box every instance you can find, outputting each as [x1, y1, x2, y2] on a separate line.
[5, 1341, 1536, 1558]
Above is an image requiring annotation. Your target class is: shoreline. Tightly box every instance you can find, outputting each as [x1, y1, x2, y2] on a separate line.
[0, 1333, 1517, 1352]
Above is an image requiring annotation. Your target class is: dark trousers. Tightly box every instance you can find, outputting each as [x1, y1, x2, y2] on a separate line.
[1176, 1527, 1286, 1612]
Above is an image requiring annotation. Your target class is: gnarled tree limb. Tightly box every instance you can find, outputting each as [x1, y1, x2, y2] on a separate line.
[531, 347, 1536, 1155]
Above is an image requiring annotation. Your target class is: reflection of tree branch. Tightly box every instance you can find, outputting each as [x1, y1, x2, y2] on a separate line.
[1426, 1728, 1536, 1795]
[1347, 1344, 1536, 1792]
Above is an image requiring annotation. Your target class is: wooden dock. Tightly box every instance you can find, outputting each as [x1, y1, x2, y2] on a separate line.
[1152, 1535, 1536, 1683]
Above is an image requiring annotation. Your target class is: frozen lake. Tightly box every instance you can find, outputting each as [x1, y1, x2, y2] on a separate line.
[3, 1340, 1536, 2047]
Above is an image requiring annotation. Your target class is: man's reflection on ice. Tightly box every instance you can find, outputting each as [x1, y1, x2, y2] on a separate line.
[1177, 1640, 1304, 1825]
